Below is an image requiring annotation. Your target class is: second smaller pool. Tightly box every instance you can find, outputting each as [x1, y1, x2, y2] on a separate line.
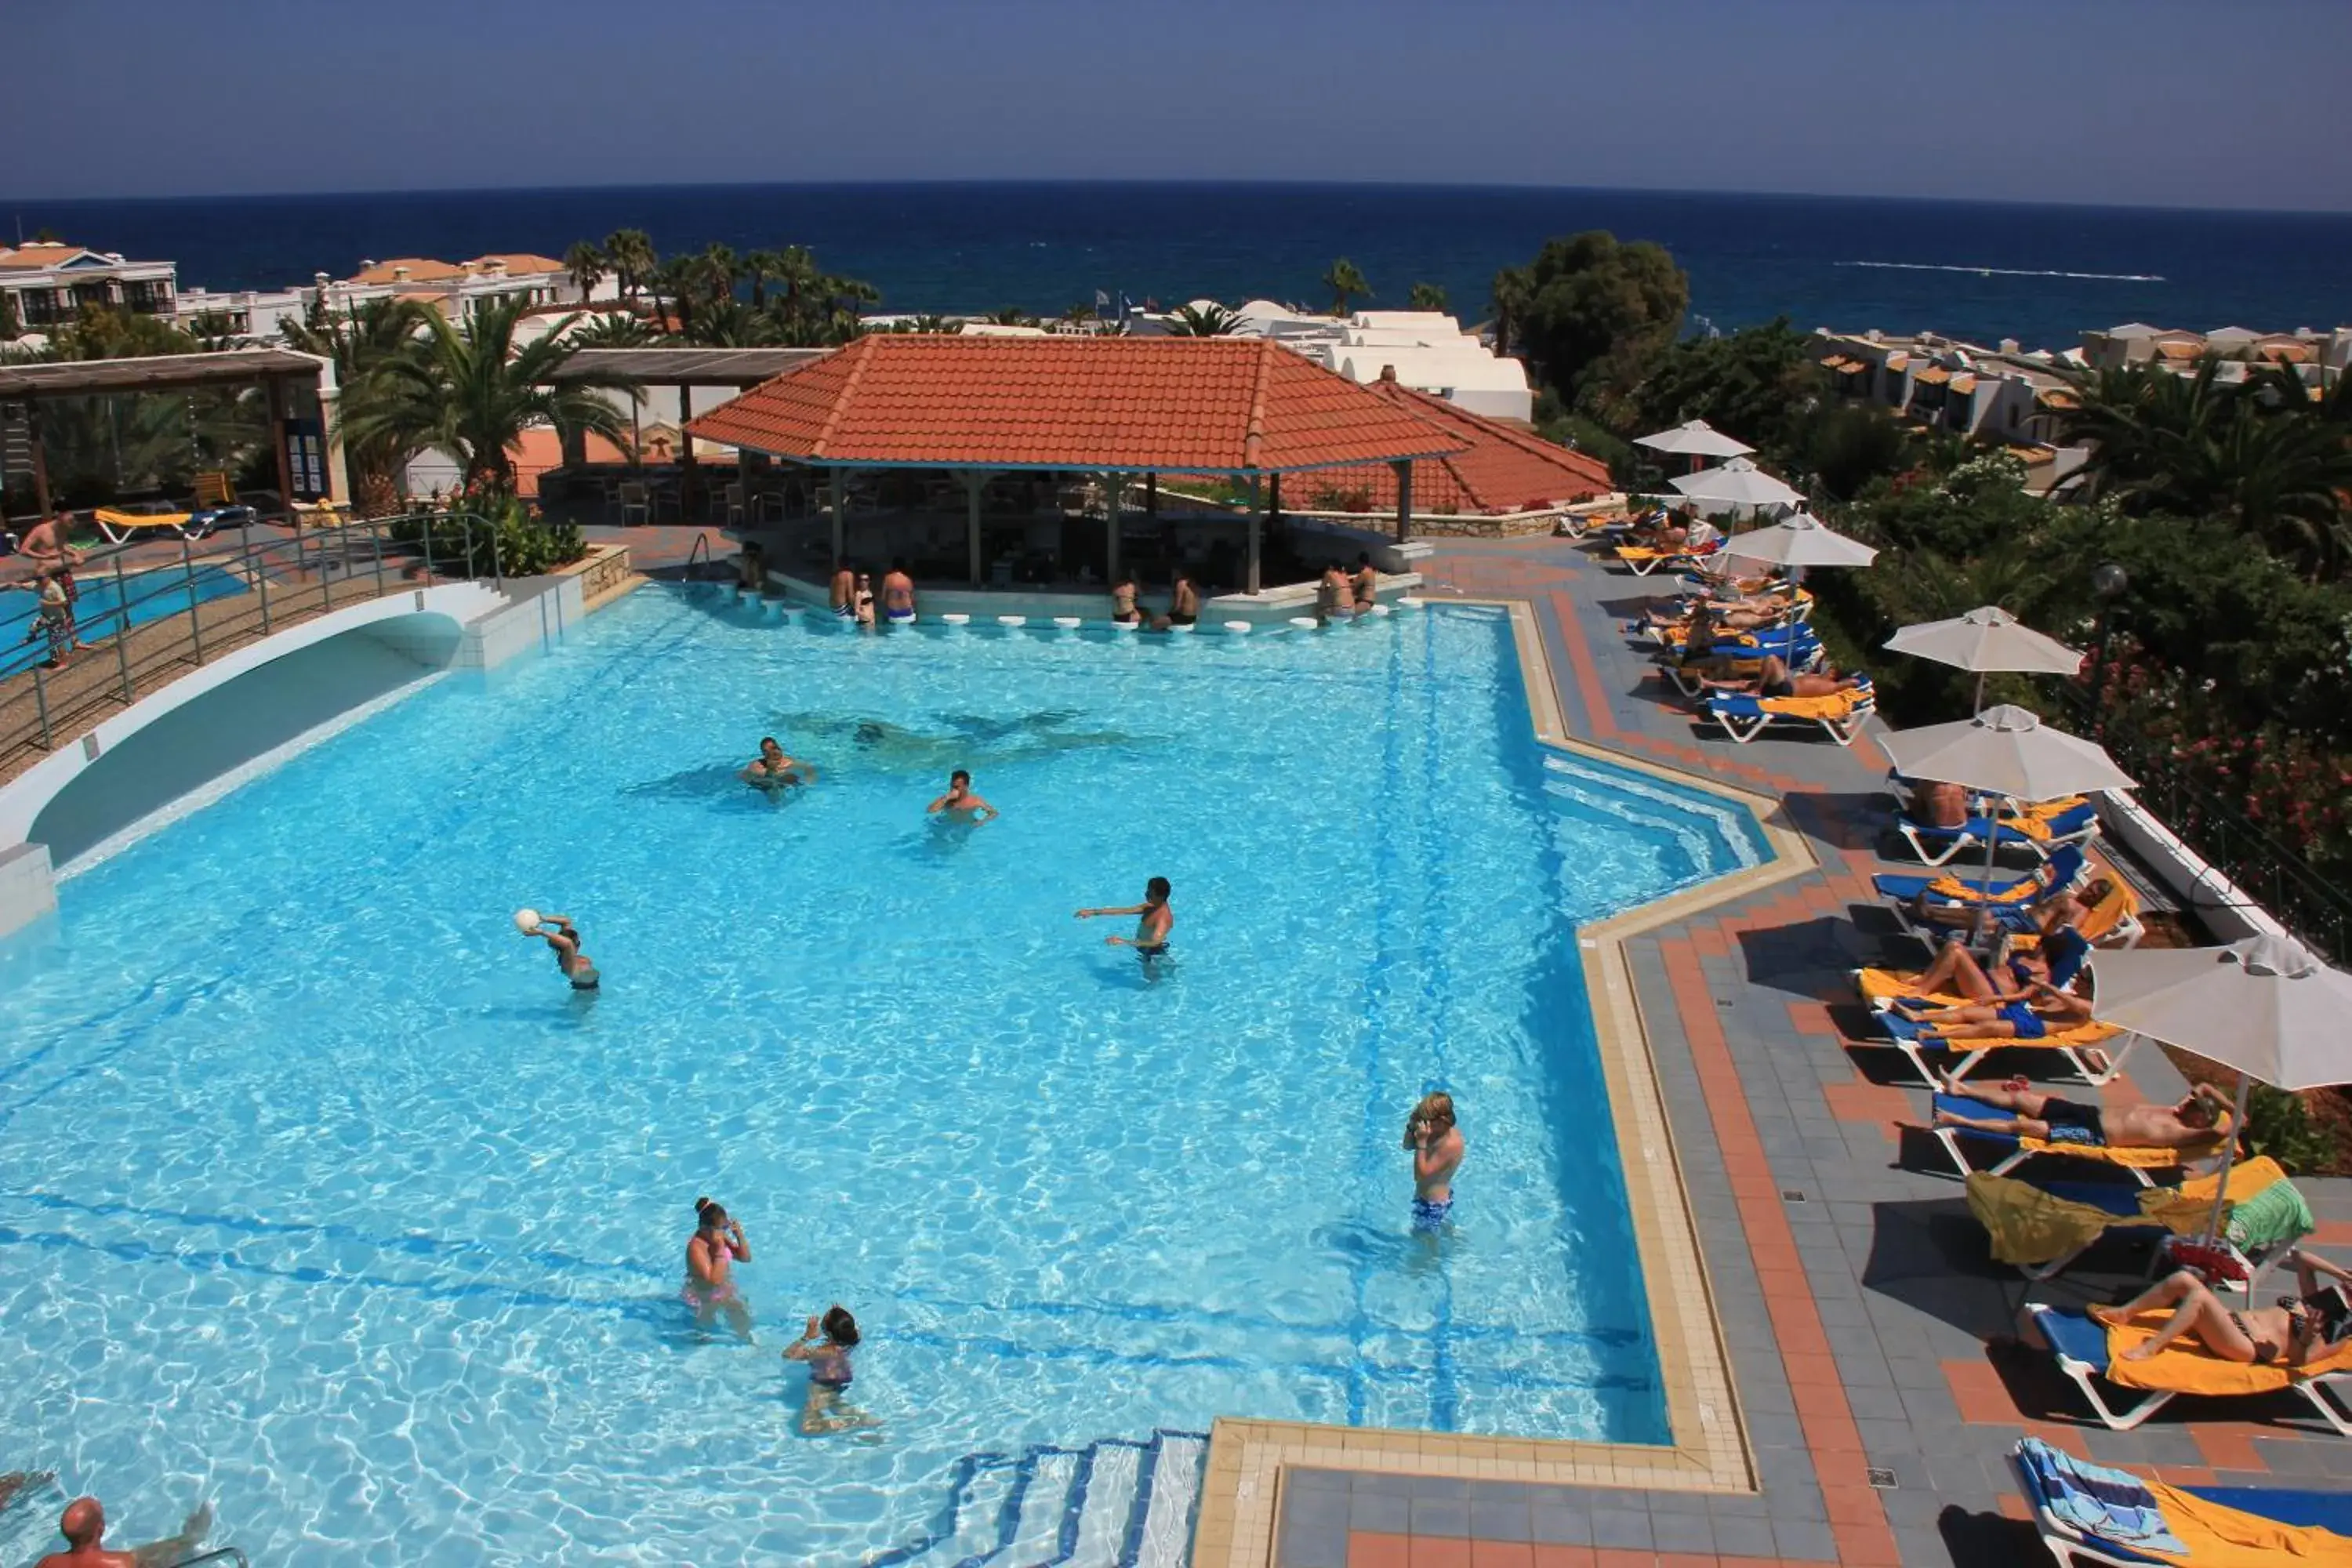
[2, 563, 249, 676]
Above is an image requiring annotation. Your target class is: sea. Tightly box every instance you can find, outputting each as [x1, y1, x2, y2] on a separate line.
[8, 182, 2350, 352]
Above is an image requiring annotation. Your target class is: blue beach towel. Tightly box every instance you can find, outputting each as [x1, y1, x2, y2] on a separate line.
[2016, 1436, 2187, 1555]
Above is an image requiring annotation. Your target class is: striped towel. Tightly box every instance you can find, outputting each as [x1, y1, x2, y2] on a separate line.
[2017, 1437, 2186, 1554]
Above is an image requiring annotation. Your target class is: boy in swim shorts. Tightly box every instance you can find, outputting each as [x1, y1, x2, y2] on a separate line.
[1404, 1091, 1464, 1230]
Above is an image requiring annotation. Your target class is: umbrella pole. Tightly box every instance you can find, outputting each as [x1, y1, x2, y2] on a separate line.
[2197, 1075, 2252, 1250]
[1973, 670, 1986, 716]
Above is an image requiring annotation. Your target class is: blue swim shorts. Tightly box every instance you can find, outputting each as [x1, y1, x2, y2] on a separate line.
[1411, 1196, 1454, 1232]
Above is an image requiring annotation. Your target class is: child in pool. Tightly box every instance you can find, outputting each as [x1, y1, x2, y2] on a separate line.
[784, 1305, 879, 1435]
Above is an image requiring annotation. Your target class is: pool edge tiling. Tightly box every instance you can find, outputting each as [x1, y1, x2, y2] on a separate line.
[1189, 597, 1813, 1568]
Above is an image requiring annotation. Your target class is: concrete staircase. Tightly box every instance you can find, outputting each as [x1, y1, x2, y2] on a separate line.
[867, 1428, 1208, 1568]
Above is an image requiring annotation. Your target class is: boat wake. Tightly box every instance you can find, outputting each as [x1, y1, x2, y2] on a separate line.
[1836, 260, 2163, 282]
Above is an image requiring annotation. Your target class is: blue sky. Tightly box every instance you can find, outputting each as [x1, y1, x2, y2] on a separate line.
[8, 0, 2349, 209]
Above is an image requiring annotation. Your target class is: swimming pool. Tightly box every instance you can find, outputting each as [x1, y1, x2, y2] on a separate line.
[1, 564, 248, 677]
[0, 589, 1762, 1564]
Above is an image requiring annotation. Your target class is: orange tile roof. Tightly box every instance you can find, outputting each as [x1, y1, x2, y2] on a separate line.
[510, 427, 631, 496]
[468, 252, 568, 275]
[1947, 372, 1978, 394]
[350, 257, 464, 285]
[684, 336, 1471, 473]
[0, 243, 93, 270]
[1912, 365, 1952, 385]
[1298, 379, 1611, 514]
[2154, 339, 2203, 360]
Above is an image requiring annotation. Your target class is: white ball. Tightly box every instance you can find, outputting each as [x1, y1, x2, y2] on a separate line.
[514, 907, 542, 934]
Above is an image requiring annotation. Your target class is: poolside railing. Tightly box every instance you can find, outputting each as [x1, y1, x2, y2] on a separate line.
[0, 510, 551, 768]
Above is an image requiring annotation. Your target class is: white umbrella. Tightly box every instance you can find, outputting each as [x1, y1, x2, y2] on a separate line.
[1635, 419, 1755, 461]
[1670, 456, 1803, 511]
[1879, 703, 2134, 804]
[1880, 704, 2135, 895]
[1884, 605, 2084, 713]
[2087, 935, 2352, 1244]
[1722, 511, 1878, 570]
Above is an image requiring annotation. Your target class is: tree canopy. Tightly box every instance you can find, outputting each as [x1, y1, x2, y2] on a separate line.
[1500, 231, 1687, 403]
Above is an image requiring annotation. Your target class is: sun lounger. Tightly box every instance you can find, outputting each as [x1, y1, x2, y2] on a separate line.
[1895, 800, 2103, 866]
[1900, 1091, 2227, 1185]
[1873, 1008, 2136, 1087]
[1965, 1159, 2290, 1283]
[2009, 1436, 2352, 1566]
[1613, 539, 1723, 576]
[1874, 844, 2089, 909]
[1703, 678, 1874, 745]
[1660, 639, 1828, 697]
[93, 506, 197, 543]
[2022, 1299, 2352, 1434]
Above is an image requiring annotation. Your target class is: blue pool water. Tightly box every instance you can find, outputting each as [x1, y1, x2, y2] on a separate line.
[0, 590, 1760, 1564]
[2, 565, 248, 677]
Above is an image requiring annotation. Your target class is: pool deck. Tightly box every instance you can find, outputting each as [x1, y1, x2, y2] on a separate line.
[1247, 535, 2352, 1568]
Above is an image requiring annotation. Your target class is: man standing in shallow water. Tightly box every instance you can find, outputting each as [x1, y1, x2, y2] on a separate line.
[927, 769, 998, 822]
[1076, 877, 1174, 971]
[1403, 1092, 1465, 1232]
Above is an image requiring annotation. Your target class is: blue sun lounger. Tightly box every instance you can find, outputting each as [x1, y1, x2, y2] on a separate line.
[2022, 1301, 2352, 1434]
[2009, 1437, 2352, 1566]
[1904, 1091, 2210, 1186]
[1873, 844, 2089, 908]
[1894, 800, 2102, 867]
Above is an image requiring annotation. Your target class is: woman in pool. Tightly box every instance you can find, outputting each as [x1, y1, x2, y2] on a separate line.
[524, 914, 599, 990]
[742, 736, 813, 790]
[784, 1305, 878, 1435]
[684, 1197, 753, 1339]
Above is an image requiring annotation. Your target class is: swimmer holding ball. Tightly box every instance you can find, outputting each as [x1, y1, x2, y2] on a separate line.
[516, 906, 599, 990]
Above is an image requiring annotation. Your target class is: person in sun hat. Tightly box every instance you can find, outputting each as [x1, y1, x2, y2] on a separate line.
[1404, 1092, 1465, 1232]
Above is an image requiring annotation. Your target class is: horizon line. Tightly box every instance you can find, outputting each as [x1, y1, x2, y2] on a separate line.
[5, 176, 2351, 223]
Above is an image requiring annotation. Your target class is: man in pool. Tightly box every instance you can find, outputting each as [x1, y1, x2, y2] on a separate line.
[829, 560, 856, 620]
[1403, 1091, 1465, 1231]
[881, 559, 917, 626]
[1167, 569, 1200, 627]
[1076, 877, 1174, 960]
[927, 768, 998, 822]
[742, 736, 813, 789]
[35, 1495, 213, 1568]
[524, 913, 599, 990]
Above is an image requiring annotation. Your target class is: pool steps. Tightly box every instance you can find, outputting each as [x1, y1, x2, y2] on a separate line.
[867, 1428, 1207, 1568]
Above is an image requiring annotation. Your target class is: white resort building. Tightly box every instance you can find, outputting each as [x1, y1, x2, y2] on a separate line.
[0, 241, 178, 333]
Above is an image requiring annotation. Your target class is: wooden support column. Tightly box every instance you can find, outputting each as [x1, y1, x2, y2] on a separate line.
[964, 471, 988, 586]
[267, 376, 296, 517]
[1393, 458, 1414, 544]
[27, 402, 53, 518]
[829, 469, 846, 563]
[676, 383, 696, 517]
[1103, 470, 1120, 585]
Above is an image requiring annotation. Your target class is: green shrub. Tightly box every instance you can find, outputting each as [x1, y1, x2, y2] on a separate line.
[2243, 1082, 2337, 1174]
[390, 494, 585, 579]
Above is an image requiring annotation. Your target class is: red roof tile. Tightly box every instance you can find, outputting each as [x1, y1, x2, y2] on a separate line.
[1293, 380, 1612, 514]
[684, 336, 1468, 473]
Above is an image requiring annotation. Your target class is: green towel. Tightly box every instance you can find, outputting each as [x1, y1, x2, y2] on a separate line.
[2223, 1177, 2314, 1251]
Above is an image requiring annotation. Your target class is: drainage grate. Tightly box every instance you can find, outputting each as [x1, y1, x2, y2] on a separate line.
[1866, 1467, 1898, 1490]
[1781, 1189, 1808, 1202]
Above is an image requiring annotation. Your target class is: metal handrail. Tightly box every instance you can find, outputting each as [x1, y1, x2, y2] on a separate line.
[684, 531, 713, 579]
[1, 508, 560, 757]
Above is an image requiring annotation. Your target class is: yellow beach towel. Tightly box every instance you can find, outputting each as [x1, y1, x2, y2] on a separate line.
[2143, 1482, 2352, 1566]
[2103, 1311, 2352, 1394]
[1759, 688, 1869, 721]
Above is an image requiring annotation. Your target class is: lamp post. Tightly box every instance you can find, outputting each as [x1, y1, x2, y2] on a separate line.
[2085, 561, 2129, 739]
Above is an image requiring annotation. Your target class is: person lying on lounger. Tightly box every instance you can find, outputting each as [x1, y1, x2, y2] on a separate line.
[1909, 875, 2111, 946]
[1933, 1078, 2228, 1148]
[1697, 655, 1864, 702]
[1892, 978, 2094, 1042]
[2089, 1247, 2352, 1364]
[1642, 590, 1795, 641]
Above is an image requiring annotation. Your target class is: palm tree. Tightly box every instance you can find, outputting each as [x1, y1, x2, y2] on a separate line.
[1064, 301, 1096, 328]
[1407, 281, 1448, 313]
[564, 240, 606, 304]
[282, 296, 438, 515]
[1321, 258, 1370, 317]
[602, 229, 658, 305]
[1163, 303, 1242, 337]
[1488, 267, 1532, 358]
[565, 312, 659, 349]
[339, 296, 638, 493]
[741, 249, 786, 310]
[989, 307, 1036, 327]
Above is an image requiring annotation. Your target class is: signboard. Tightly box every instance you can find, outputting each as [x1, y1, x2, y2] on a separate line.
[281, 416, 327, 502]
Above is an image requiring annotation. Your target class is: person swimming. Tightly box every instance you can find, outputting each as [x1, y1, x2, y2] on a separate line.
[684, 1196, 753, 1339]
[742, 736, 813, 789]
[927, 768, 999, 822]
[523, 913, 599, 989]
[783, 1305, 879, 1435]
[1403, 1091, 1465, 1232]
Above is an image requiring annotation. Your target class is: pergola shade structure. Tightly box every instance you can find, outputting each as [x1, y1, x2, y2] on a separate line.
[684, 336, 1472, 592]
